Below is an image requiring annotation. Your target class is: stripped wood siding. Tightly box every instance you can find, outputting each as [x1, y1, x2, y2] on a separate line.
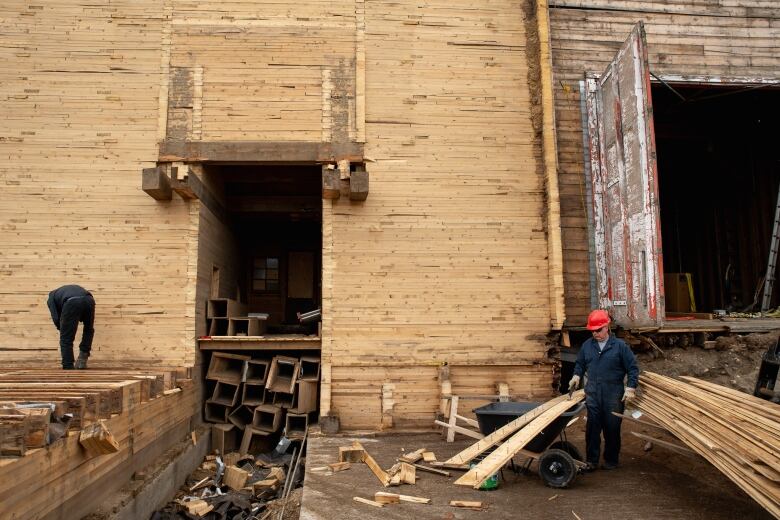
[328, 0, 557, 429]
[169, 2, 357, 142]
[548, 0, 780, 325]
[0, 1, 561, 429]
[0, 2, 191, 366]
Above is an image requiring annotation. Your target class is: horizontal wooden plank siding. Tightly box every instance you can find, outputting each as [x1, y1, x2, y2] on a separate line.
[0, 1, 192, 365]
[548, 0, 780, 325]
[324, 0, 557, 428]
[169, 1, 357, 142]
[0, 0, 561, 429]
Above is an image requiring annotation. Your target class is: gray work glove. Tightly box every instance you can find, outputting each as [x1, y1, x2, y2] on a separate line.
[568, 375, 580, 392]
[622, 387, 636, 402]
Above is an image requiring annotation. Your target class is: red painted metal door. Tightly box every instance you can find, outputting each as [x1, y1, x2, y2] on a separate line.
[584, 22, 664, 328]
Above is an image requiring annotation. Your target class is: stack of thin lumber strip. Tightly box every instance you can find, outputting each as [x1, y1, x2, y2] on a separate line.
[635, 372, 780, 518]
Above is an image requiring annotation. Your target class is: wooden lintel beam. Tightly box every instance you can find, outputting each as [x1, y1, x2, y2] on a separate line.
[163, 164, 229, 225]
[159, 140, 364, 164]
[182, 168, 229, 224]
[225, 196, 321, 214]
[141, 167, 172, 201]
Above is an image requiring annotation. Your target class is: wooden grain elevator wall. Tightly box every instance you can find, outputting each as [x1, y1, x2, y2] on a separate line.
[324, 0, 561, 429]
[0, 1, 563, 428]
[0, 2, 195, 367]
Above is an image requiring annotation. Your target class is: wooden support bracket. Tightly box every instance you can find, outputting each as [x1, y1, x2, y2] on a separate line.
[142, 166, 173, 200]
[322, 164, 340, 200]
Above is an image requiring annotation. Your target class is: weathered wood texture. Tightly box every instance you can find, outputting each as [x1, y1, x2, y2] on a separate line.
[0, 1, 195, 365]
[0, 371, 198, 520]
[168, 2, 357, 142]
[548, 0, 780, 325]
[0, 1, 560, 428]
[321, 0, 559, 428]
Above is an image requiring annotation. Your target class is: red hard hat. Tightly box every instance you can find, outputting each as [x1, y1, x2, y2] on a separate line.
[586, 309, 611, 331]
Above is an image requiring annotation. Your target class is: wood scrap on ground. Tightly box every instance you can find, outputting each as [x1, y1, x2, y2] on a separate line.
[353, 440, 391, 486]
[399, 447, 426, 463]
[353, 496, 384, 508]
[376, 492, 431, 504]
[450, 500, 483, 510]
[339, 444, 365, 463]
[399, 462, 415, 484]
[635, 372, 780, 518]
[399, 460, 450, 477]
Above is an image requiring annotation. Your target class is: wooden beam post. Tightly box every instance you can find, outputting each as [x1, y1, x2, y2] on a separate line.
[322, 164, 340, 200]
[349, 167, 369, 201]
[142, 167, 172, 200]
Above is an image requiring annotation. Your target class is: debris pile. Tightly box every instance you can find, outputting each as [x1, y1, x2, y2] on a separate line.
[152, 435, 306, 519]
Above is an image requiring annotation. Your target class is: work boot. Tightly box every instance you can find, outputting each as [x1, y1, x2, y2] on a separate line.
[75, 354, 89, 370]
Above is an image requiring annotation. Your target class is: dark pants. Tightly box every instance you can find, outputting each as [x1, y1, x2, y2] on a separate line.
[59, 296, 95, 369]
[585, 383, 624, 466]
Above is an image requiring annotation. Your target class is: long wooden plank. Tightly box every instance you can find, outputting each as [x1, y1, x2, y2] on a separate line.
[353, 441, 390, 487]
[630, 431, 698, 458]
[636, 373, 780, 517]
[445, 390, 584, 465]
[455, 395, 585, 488]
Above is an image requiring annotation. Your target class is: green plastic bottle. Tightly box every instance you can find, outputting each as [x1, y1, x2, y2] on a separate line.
[470, 463, 499, 490]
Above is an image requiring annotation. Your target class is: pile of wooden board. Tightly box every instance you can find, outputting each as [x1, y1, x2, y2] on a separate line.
[205, 352, 319, 454]
[635, 372, 780, 518]
[451, 391, 585, 488]
[0, 368, 181, 457]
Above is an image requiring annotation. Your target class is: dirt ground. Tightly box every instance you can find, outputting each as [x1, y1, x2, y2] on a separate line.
[637, 330, 779, 393]
[300, 425, 772, 520]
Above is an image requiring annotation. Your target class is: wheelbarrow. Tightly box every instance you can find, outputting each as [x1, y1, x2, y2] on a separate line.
[473, 400, 586, 488]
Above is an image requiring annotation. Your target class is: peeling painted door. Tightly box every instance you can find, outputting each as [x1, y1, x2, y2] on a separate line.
[584, 22, 664, 328]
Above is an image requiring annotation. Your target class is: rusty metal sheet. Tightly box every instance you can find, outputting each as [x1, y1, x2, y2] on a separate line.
[584, 22, 664, 328]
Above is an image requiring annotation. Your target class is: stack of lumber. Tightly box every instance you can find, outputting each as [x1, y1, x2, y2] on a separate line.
[453, 391, 585, 488]
[0, 367, 197, 520]
[635, 372, 780, 518]
[205, 352, 320, 454]
[0, 367, 181, 458]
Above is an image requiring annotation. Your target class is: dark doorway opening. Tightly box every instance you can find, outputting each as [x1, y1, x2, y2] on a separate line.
[653, 83, 780, 314]
[207, 164, 322, 335]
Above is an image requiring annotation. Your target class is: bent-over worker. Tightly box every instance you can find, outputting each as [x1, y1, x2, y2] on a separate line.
[47, 285, 95, 370]
[568, 309, 638, 471]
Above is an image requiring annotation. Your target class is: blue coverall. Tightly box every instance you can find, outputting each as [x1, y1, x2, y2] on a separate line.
[573, 335, 639, 467]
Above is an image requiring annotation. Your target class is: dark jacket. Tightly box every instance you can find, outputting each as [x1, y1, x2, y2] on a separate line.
[47, 285, 93, 329]
[574, 335, 639, 392]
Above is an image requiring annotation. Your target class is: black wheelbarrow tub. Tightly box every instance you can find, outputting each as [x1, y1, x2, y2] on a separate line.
[473, 401, 585, 454]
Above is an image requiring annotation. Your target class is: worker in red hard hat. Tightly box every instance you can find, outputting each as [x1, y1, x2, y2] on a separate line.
[568, 309, 638, 471]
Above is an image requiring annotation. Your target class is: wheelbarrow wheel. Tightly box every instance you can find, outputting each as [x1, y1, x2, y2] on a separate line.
[548, 440, 583, 462]
[538, 449, 577, 488]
